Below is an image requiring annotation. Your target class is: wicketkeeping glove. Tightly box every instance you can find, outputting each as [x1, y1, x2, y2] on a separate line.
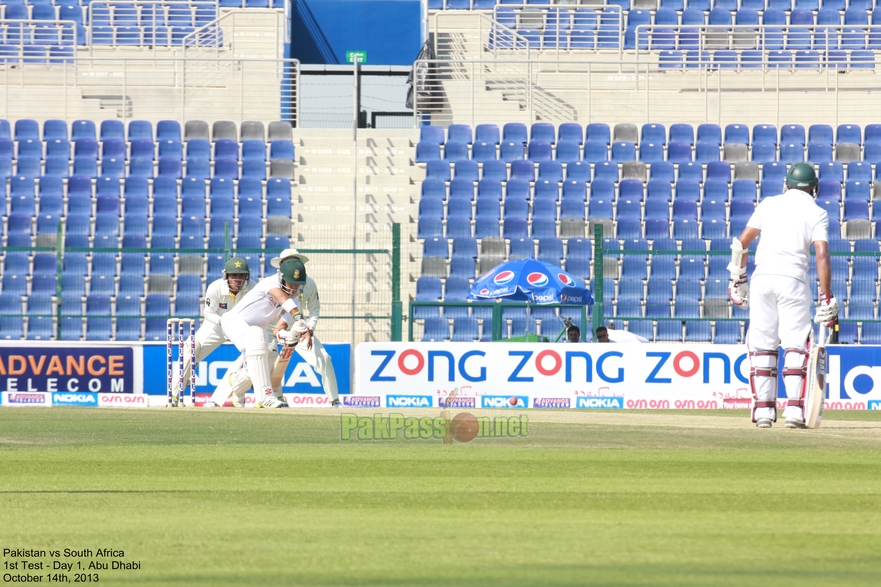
[728, 273, 749, 309]
[814, 291, 839, 326]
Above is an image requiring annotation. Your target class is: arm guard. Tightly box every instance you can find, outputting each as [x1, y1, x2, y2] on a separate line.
[727, 238, 747, 278]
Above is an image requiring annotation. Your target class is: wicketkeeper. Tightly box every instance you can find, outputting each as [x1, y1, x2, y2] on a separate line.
[728, 163, 838, 429]
[171, 257, 253, 405]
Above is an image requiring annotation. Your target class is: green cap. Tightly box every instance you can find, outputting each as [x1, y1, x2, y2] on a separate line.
[280, 258, 307, 284]
[785, 162, 819, 189]
[224, 257, 250, 274]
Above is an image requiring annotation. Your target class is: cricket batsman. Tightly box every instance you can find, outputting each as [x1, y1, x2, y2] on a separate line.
[216, 249, 342, 407]
[171, 257, 253, 405]
[208, 257, 303, 409]
[728, 163, 838, 429]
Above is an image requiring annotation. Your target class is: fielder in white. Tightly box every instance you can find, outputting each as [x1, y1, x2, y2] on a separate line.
[208, 257, 304, 409]
[217, 249, 341, 407]
[171, 257, 253, 404]
[728, 163, 839, 429]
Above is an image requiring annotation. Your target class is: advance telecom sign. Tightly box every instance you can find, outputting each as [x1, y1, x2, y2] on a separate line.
[0, 347, 135, 394]
[356, 343, 881, 410]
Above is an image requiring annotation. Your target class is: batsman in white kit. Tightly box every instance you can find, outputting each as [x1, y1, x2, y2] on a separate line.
[209, 250, 341, 408]
[728, 163, 839, 429]
[171, 257, 253, 405]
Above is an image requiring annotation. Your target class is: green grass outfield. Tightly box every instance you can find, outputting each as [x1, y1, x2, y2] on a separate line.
[1, 408, 880, 587]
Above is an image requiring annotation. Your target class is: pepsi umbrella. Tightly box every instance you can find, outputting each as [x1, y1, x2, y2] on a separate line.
[468, 257, 593, 305]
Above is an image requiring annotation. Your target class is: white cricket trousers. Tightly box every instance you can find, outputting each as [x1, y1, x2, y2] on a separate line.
[748, 273, 813, 421]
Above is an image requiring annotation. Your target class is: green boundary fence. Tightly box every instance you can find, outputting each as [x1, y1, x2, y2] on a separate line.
[589, 224, 879, 332]
[405, 224, 879, 343]
[0, 222, 404, 342]
[408, 301, 589, 342]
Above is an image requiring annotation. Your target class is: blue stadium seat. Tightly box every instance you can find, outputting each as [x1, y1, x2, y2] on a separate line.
[472, 141, 497, 162]
[666, 142, 692, 163]
[504, 160, 532, 183]
[583, 140, 609, 164]
[751, 142, 777, 163]
[833, 125, 863, 149]
[528, 141, 553, 161]
[420, 126, 444, 145]
[780, 142, 805, 163]
[845, 179, 871, 201]
[639, 142, 664, 163]
[645, 218, 671, 240]
[495, 140, 522, 163]
[452, 160, 478, 182]
[474, 124, 500, 145]
[420, 316, 448, 342]
[586, 123, 611, 145]
[443, 141, 469, 161]
[649, 162, 675, 185]
[416, 141, 441, 163]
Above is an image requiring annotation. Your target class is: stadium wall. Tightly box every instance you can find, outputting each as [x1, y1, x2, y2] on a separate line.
[0, 341, 352, 399]
[3, 340, 880, 411]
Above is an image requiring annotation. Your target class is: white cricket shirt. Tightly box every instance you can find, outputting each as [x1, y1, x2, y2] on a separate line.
[747, 188, 829, 282]
[203, 277, 254, 324]
[225, 275, 300, 328]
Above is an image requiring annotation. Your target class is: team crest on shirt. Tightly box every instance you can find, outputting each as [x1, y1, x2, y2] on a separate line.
[219, 303, 228, 309]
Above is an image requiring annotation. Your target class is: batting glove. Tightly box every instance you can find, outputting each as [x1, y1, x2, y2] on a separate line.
[728, 273, 749, 309]
[276, 330, 298, 348]
[814, 291, 839, 326]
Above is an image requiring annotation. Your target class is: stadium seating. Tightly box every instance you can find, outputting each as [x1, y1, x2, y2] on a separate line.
[0, 117, 294, 340]
[411, 118, 881, 343]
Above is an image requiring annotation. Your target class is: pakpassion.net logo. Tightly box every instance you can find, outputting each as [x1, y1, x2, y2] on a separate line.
[340, 412, 529, 443]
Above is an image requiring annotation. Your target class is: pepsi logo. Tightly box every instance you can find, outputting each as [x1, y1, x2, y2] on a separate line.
[527, 272, 549, 287]
[479, 288, 490, 295]
[494, 270, 515, 285]
[558, 273, 575, 286]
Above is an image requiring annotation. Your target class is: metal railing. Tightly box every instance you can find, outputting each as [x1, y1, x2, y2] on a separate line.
[408, 301, 590, 342]
[86, 2, 219, 53]
[0, 19, 80, 52]
[633, 24, 881, 66]
[0, 55, 299, 128]
[411, 54, 881, 128]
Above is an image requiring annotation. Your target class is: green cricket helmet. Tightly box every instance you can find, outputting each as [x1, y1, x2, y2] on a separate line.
[785, 162, 819, 190]
[223, 257, 250, 293]
[278, 258, 306, 295]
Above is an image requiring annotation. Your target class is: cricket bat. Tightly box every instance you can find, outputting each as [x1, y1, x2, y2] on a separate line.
[270, 343, 295, 392]
[804, 323, 830, 429]
[270, 318, 309, 392]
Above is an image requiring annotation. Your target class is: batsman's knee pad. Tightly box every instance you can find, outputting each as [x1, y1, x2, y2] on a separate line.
[244, 329, 272, 402]
[783, 346, 809, 411]
[749, 348, 779, 423]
